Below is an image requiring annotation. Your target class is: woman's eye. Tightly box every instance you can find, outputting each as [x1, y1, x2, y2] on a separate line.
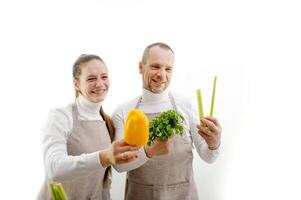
[87, 77, 96, 81]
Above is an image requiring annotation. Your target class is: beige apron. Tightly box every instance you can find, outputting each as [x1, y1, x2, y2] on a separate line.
[37, 104, 111, 200]
[125, 93, 198, 200]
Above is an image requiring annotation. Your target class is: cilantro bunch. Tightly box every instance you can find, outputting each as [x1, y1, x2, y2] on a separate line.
[147, 110, 184, 146]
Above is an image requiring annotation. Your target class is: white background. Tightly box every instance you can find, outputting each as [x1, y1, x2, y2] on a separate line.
[0, 0, 300, 199]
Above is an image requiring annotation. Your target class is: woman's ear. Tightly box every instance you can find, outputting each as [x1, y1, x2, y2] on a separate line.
[73, 79, 80, 92]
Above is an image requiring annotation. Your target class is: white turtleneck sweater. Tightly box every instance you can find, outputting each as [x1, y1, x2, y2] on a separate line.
[112, 88, 220, 172]
[41, 94, 106, 182]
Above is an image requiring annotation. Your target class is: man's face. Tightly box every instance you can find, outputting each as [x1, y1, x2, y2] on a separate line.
[140, 46, 174, 93]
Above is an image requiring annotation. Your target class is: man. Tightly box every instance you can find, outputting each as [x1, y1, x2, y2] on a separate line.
[112, 42, 222, 200]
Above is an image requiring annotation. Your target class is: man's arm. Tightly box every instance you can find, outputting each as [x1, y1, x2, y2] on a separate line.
[189, 104, 221, 164]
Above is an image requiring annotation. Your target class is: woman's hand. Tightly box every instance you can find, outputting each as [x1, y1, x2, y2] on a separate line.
[99, 139, 139, 168]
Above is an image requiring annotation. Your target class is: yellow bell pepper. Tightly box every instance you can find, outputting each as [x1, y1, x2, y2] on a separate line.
[124, 109, 149, 146]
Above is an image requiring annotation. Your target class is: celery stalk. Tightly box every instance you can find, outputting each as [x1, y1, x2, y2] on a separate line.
[50, 183, 56, 200]
[196, 89, 204, 120]
[56, 183, 68, 200]
[210, 76, 217, 117]
[50, 183, 61, 200]
[50, 183, 68, 200]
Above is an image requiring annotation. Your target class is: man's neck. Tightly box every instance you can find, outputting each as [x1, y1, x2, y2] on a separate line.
[141, 88, 169, 103]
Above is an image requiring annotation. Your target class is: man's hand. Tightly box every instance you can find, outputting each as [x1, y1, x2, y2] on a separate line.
[197, 116, 222, 150]
[144, 138, 172, 158]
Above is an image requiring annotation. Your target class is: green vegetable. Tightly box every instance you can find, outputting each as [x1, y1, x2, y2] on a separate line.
[196, 89, 204, 119]
[148, 110, 184, 146]
[210, 76, 217, 117]
[50, 183, 68, 200]
[196, 76, 218, 126]
[50, 183, 59, 200]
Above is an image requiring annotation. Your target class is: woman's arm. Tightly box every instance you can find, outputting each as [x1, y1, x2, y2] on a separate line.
[41, 108, 104, 182]
[111, 108, 149, 172]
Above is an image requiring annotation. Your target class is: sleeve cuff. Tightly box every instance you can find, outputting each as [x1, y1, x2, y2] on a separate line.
[139, 147, 150, 161]
[207, 145, 220, 158]
[84, 151, 106, 170]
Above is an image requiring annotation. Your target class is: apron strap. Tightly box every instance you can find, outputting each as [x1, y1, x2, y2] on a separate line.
[134, 97, 142, 109]
[168, 92, 179, 112]
[71, 103, 80, 130]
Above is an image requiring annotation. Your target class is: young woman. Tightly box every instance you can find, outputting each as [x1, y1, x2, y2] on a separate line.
[37, 54, 138, 200]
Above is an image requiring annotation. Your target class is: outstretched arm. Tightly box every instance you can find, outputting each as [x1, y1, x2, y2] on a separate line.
[112, 109, 149, 172]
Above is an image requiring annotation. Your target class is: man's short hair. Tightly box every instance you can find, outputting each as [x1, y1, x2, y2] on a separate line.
[141, 42, 174, 64]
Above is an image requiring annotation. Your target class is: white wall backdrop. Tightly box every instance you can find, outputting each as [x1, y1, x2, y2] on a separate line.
[0, 0, 300, 199]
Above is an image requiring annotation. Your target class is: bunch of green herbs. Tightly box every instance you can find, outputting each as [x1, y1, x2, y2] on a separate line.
[148, 110, 184, 146]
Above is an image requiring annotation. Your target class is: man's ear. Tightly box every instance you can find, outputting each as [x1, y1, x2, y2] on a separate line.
[139, 61, 144, 74]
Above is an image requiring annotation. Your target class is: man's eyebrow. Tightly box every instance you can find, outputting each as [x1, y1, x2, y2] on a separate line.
[150, 63, 161, 66]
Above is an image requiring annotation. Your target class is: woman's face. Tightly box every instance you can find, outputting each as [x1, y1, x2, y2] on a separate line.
[74, 59, 110, 103]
